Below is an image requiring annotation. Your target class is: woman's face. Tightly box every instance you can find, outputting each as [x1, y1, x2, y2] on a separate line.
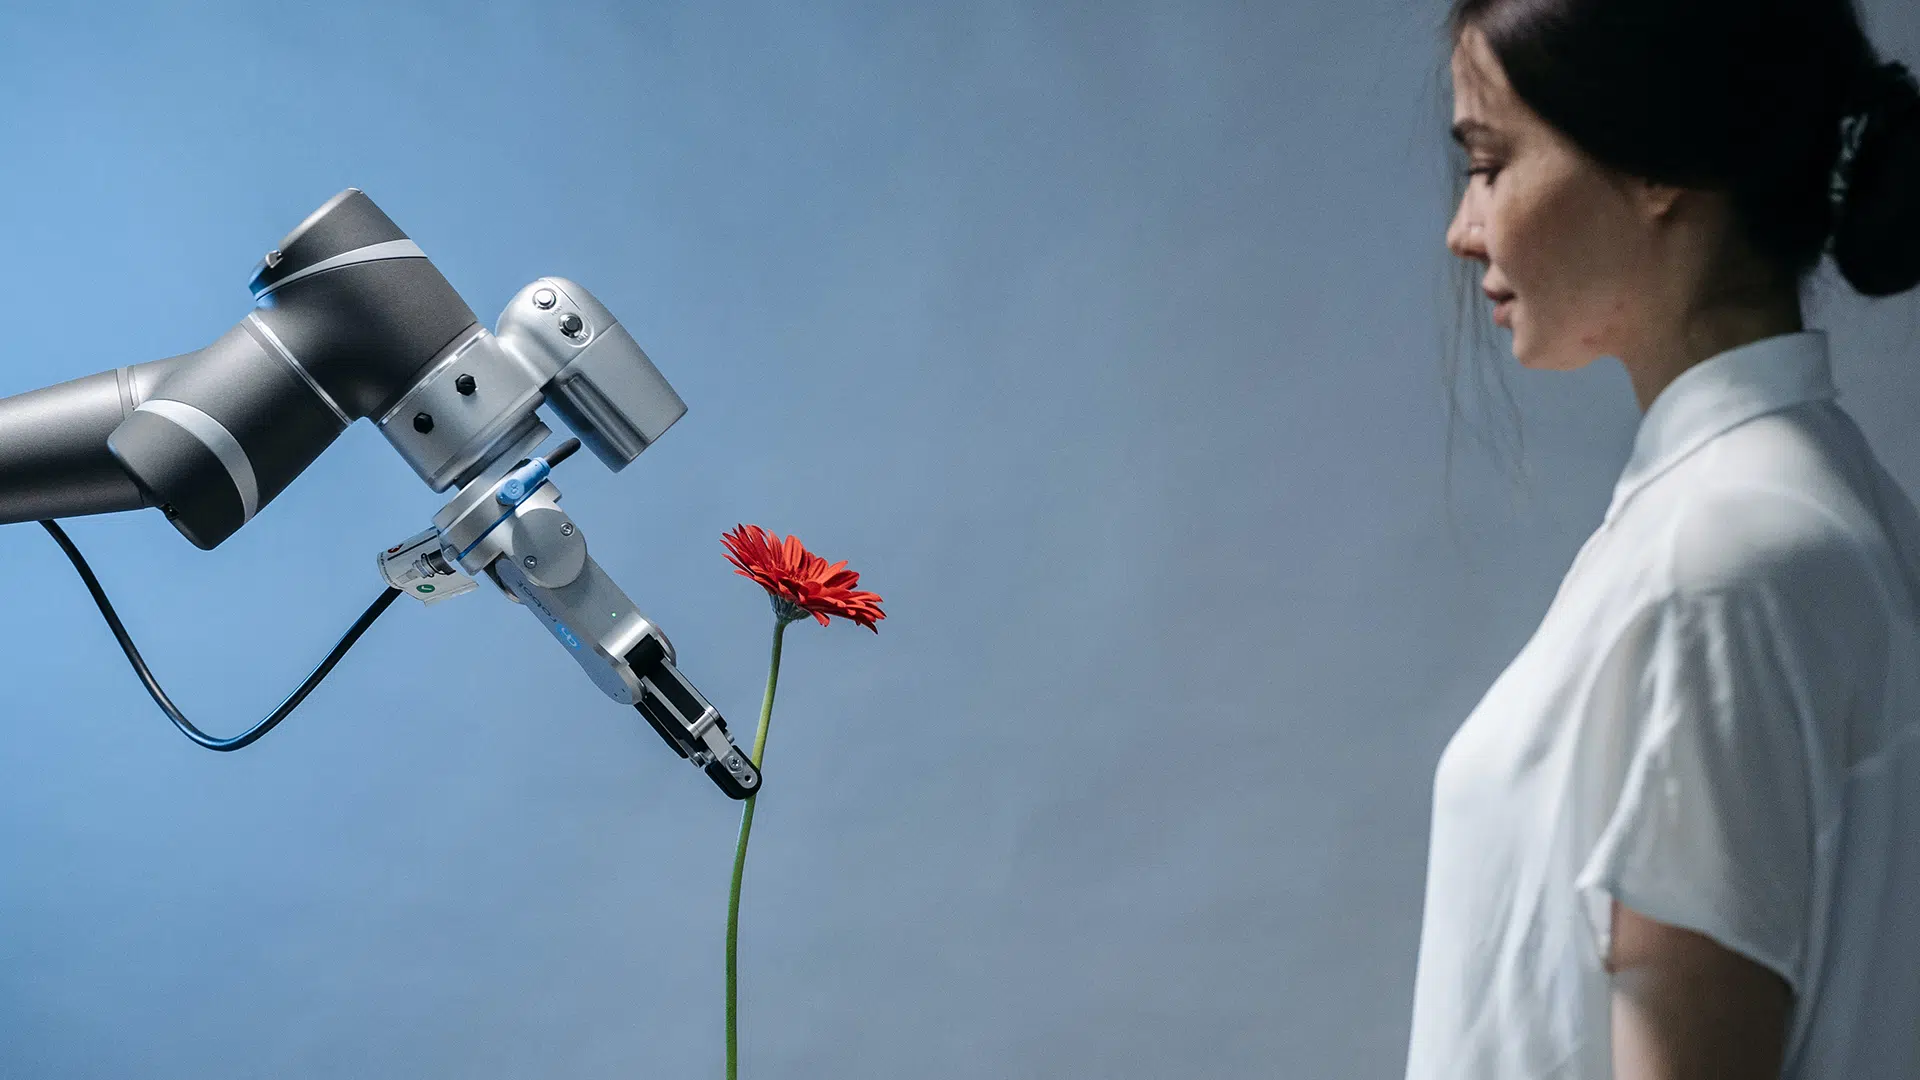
[1446, 26, 1657, 372]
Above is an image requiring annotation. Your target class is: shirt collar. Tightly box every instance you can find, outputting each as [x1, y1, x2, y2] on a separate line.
[1606, 329, 1838, 525]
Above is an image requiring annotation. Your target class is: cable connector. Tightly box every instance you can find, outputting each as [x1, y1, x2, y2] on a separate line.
[378, 527, 478, 605]
[494, 438, 581, 510]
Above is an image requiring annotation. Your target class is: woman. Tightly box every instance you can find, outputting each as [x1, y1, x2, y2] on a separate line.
[1407, 1, 1920, 1077]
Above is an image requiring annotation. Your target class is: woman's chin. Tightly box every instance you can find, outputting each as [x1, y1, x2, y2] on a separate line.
[1513, 337, 1602, 372]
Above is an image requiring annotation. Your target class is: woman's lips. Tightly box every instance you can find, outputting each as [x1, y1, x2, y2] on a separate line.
[1493, 297, 1515, 327]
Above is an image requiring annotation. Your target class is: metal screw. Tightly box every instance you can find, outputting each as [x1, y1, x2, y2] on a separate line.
[523, 555, 538, 567]
[413, 412, 434, 434]
[455, 373, 476, 395]
[727, 754, 740, 768]
[560, 522, 574, 536]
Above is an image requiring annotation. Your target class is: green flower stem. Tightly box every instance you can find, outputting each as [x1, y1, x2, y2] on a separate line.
[728, 616, 788, 1080]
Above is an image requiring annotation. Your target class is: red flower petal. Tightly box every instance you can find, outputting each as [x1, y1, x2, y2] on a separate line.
[721, 524, 887, 632]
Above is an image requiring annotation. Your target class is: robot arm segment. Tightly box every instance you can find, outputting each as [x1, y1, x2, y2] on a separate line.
[0, 188, 756, 797]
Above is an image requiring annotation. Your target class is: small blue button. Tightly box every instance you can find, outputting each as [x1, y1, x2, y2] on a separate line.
[496, 459, 553, 508]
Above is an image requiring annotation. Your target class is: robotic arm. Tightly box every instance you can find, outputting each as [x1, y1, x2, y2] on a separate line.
[0, 187, 761, 799]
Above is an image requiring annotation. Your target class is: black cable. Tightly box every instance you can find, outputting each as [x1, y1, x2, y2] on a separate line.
[38, 518, 404, 751]
[545, 437, 581, 467]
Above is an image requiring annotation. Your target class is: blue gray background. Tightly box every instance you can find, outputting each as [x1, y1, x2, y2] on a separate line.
[1, 1, 1917, 1076]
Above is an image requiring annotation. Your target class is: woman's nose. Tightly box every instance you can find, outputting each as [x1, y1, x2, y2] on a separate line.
[1447, 207, 1486, 261]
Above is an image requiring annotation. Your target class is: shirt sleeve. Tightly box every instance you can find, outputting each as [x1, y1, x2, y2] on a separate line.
[1571, 583, 1816, 995]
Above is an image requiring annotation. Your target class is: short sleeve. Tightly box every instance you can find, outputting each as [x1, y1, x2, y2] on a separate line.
[1572, 584, 1815, 995]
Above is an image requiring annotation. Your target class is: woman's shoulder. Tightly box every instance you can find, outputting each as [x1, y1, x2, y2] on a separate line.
[1665, 482, 1866, 598]
[1656, 406, 1887, 605]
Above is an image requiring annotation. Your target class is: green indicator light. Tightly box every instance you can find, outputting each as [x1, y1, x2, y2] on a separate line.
[418, 583, 436, 593]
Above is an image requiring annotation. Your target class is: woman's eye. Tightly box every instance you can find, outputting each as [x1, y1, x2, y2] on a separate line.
[1465, 165, 1501, 183]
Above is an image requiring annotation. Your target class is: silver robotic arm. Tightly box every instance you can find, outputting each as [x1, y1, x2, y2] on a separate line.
[0, 188, 760, 799]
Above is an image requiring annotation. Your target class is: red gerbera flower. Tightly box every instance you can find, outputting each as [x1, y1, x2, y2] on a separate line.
[717, 523, 882, 1077]
[721, 524, 886, 632]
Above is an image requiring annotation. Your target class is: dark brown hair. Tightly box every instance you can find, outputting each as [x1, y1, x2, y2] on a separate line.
[1430, 0, 1920, 543]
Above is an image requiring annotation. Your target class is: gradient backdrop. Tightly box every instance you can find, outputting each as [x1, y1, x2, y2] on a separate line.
[1, 1, 1917, 1076]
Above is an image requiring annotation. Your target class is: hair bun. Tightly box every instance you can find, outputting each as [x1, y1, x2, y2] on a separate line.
[1830, 60, 1920, 297]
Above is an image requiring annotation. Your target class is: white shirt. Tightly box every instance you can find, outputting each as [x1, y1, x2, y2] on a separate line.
[1404, 329, 1920, 1079]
